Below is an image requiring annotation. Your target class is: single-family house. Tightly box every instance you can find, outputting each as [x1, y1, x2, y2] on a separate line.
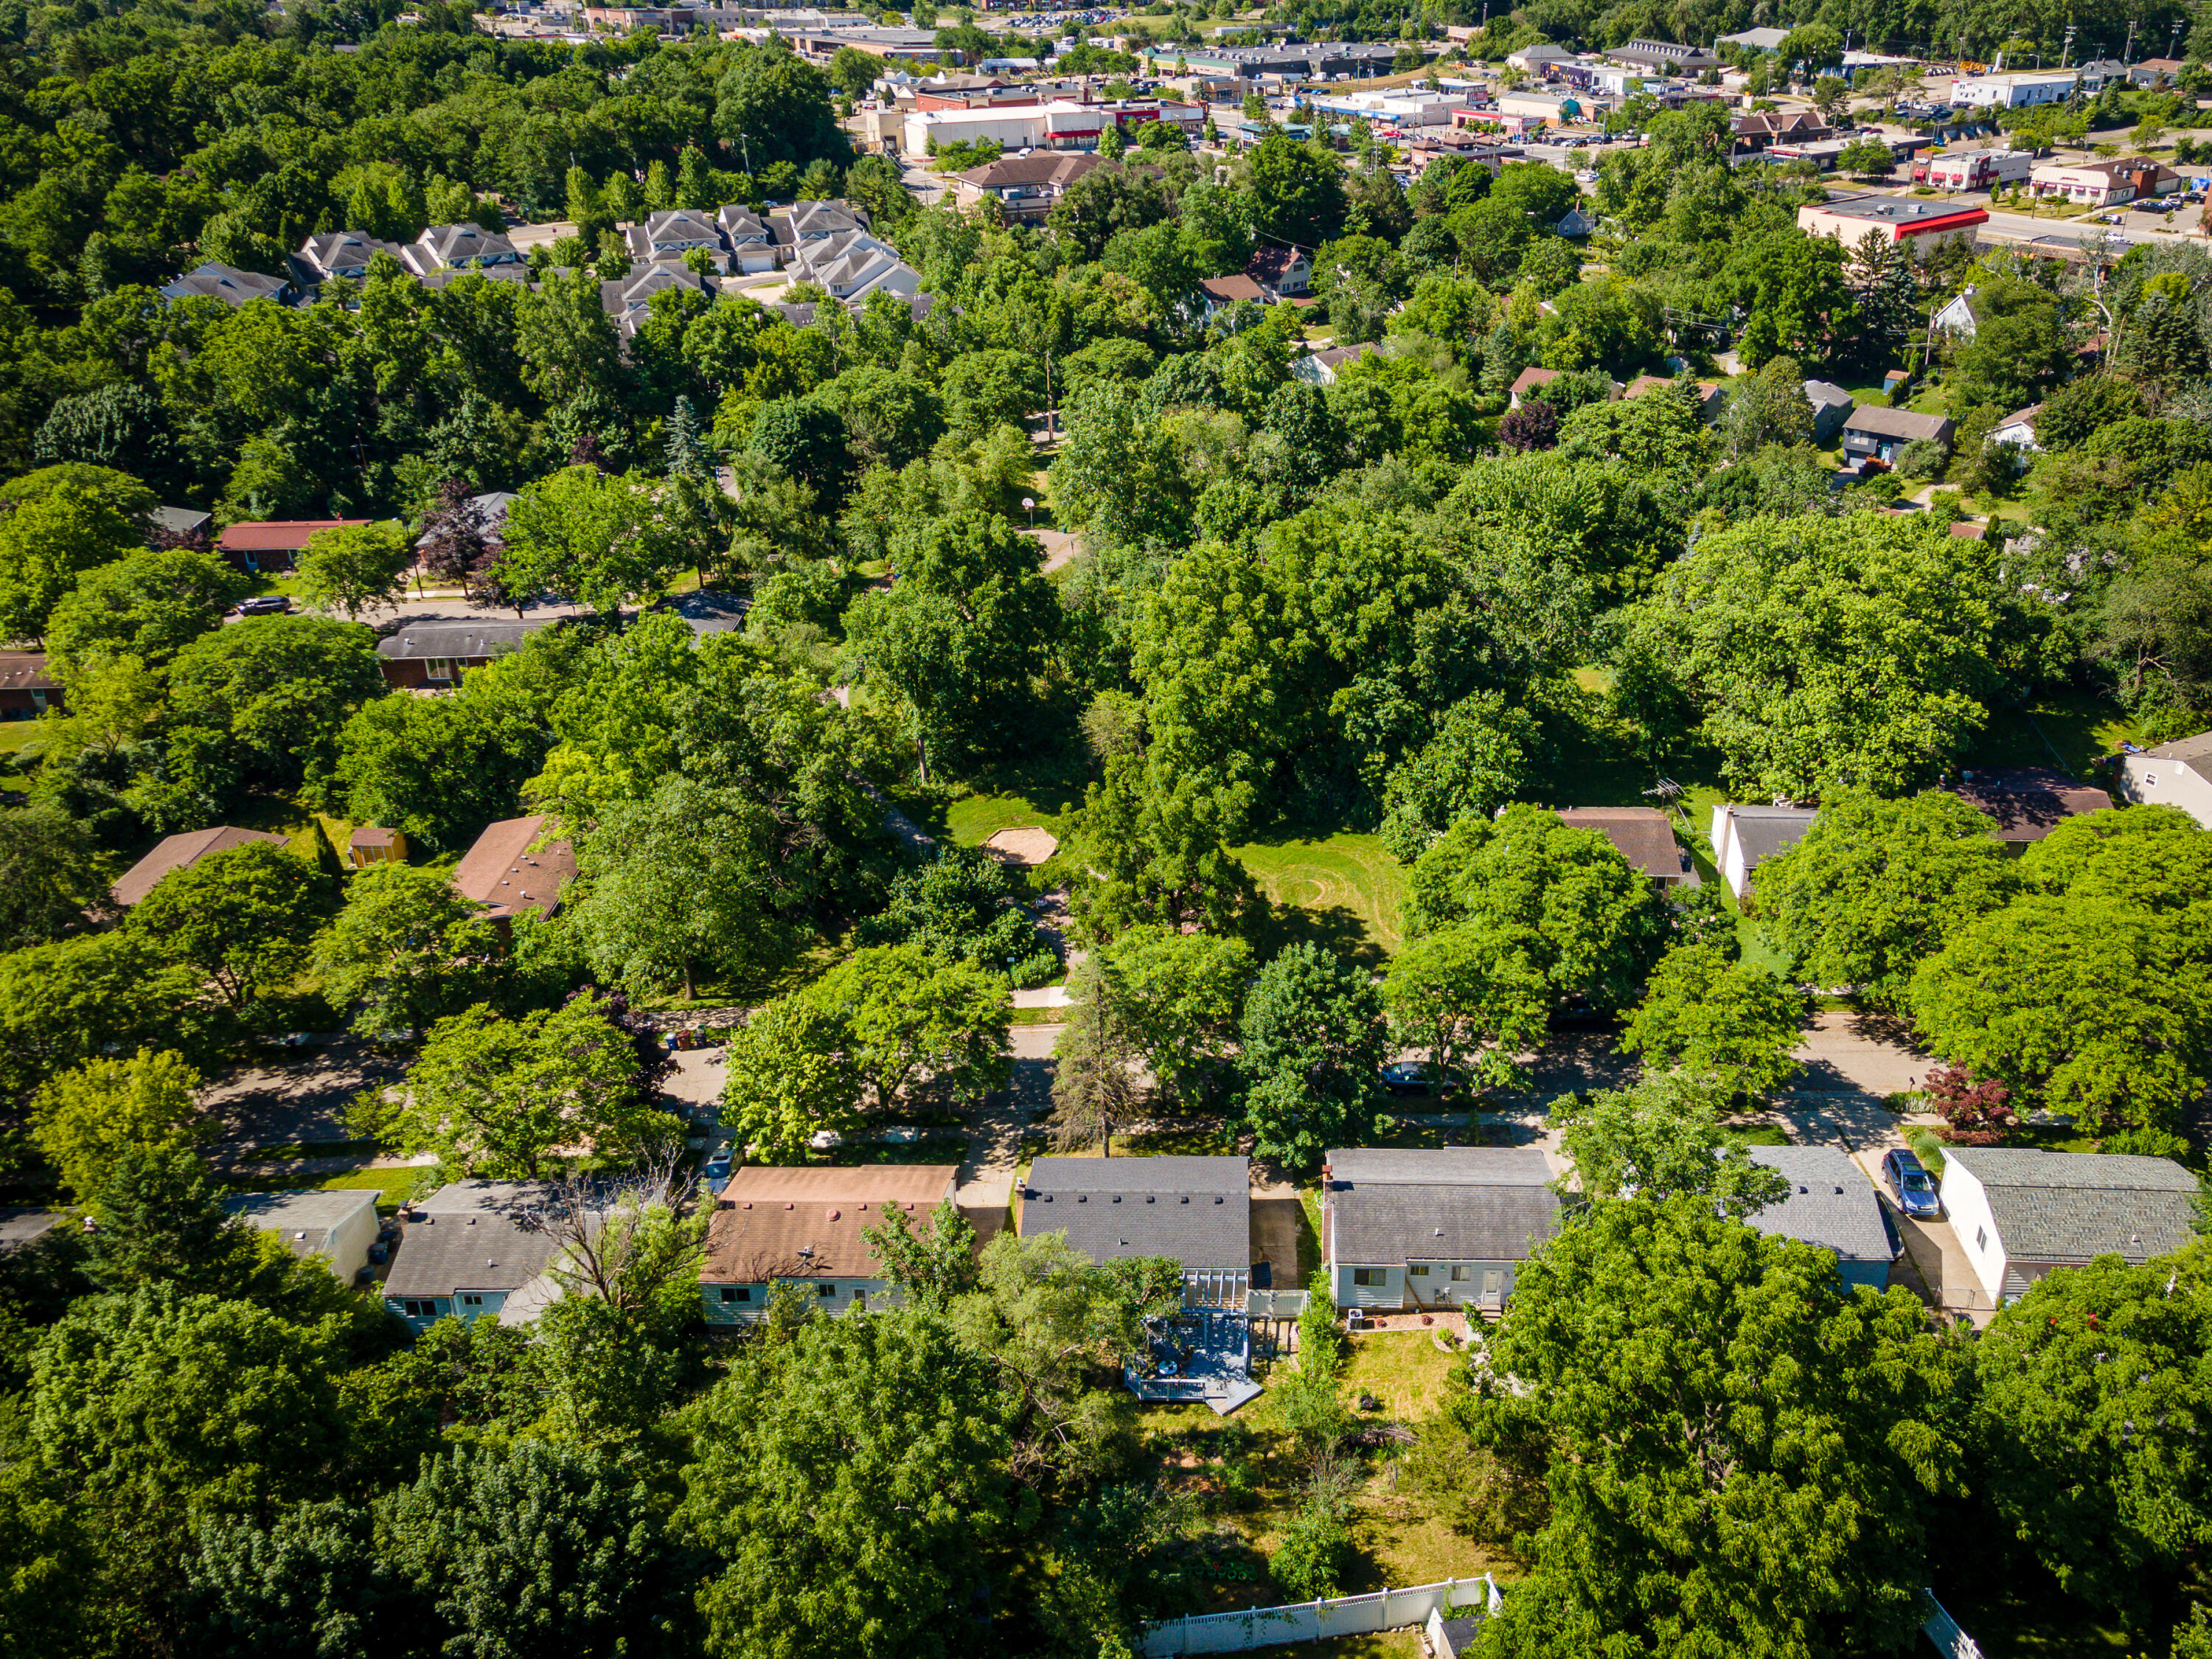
[217, 518, 374, 574]
[1946, 765, 2113, 850]
[150, 504, 212, 542]
[375, 617, 558, 689]
[2130, 57, 2186, 88]
[1797, 193, 1989, 249]
[698, 1164, 962, 1323]
[1708, 803, 1818, 900]
[1744, 1147, 1895, 1290]
[1021, 1155, 1253, 1307]
[402, 223, 526, 275]
[1554, 204, 1597, 237]
[451, 813, 575, 922]
[1322, 1147, 1560, 1315]
[293, 230, 408, 288]
[623, 207, 725, 265]
[223, 1189, 382, 1282]
[158, 261, 294, 307]
[2029, 156, 2181, 207]
[1197, 272, 1270, 313]
[1624, 375, 1723, 421]
[1293, 341, 1381, 386]
[1990, 403, 2042, 453]
[1941, 1148, 2200, 1306]
[2114, 730, 2212, 828]
[716, 204, 779, 273]
[1840, 404, 1954, 466]
[1246, 244, 1312, 299]
[1802, 379, 1855, 443]
[111, 826, 288, 909]
[950, 152, 1100, 223]
[348, 826, 408, 868]
[0, 651, 63, 721]
[1554, 806, 1694, 886]
[383, 1180, 565, 1332]
[1506, 365, 1560, 408]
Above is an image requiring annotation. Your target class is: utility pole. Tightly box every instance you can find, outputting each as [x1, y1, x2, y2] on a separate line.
[2062, 20, 2076, 67]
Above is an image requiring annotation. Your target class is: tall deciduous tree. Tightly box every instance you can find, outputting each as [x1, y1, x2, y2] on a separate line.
[1619, 942, 1805, 1100]
[717, 995, 860, 1165]
[496, 466, 695, 616]
[1468, 1196, 1964, 1657]
[43, 546, 250, 676]
[29, 1047, 211, 1204]
[0, 803, 120, 947]
[357, 996, 671, 1178]
[1620, 514, 2012, 799]
[1384, 919, 1551, 1092]
[128, 840, 328, 1015]
[314, 862, 507, 1041]
[294, 522, 414, 622]
[680, 1310, 1015, 1659]
[1548, 1071, 1790, 1217]
[1099, 925, 1252, 1107]
[805, 942, 1012, 1112]
[1239, 942, 1386, 1170]
[1754, 790, 2015, 1009]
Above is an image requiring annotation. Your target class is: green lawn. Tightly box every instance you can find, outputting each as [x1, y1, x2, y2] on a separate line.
[946, 790, 1077, 847]
[1965, 689, 2140, 777]
[0, 720, 44, 790]
[1234, 833, 1408, 965]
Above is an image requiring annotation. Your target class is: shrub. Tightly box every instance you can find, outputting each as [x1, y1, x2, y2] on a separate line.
[1923, 1061, 2017, 1145]
[1270, 1502, 1353, 1600]
[1008, 951, 1060, 990]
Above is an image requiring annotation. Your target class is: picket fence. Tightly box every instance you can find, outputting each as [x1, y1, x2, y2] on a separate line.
[1138, 1574, 1501, 1656]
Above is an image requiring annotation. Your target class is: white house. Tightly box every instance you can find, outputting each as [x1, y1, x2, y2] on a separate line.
[1322, 1147, 1561, 1315]
[1708, 803, 1819, 900]
[1990, 403, 2042, 454]
[2115, 730, 2212, 828]
[700, 1164, 961, 1323]
[223, 1189, 381, 1283]
[2029, 156, 2181, 207]
[1939, 1149, 2199, 1307]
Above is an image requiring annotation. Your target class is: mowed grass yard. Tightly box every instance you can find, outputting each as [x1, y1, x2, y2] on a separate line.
[1234, 834, 1408, 965]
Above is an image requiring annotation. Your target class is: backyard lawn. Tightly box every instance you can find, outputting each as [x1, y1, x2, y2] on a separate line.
[1235, 834, 1408, 964]
[0, 720, 43, 790]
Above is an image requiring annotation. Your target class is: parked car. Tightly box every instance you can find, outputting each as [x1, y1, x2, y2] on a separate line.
[1880, 1148, 1942, 1220]
[235, 595, 292, 615]
[1380, 1060, 1465, 1097]
[702, 1147, 733, 1186]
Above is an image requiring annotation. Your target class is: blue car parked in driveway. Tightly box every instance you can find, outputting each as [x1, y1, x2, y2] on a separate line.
[1880, 1148, 1942, 1220]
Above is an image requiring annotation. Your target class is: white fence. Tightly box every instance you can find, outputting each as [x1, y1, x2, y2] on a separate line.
[1140, 1574, 1500, 1656]
[1922, 1590, 1986, 1658]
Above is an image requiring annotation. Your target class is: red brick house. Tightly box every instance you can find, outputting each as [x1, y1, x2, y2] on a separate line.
[0, 653, 63, 721]
[217, 518, 373, 574]
[374, 618, 560, 689]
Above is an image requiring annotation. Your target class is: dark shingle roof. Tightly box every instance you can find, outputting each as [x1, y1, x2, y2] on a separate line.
[1023, 1155, 1251, 1270]
[375, 619, 554, 661]
[384, 1180, 560, 1298]
[1951, 1149, 2199, 1264]
[1326, 1149, 1559, 1263]
[1745, 1147, 1893, 1265]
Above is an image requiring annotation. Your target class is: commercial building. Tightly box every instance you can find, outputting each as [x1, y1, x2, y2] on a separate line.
[2028, 156, 2181, 206]
[1950, 69, 2085, 108]
[1923, 147, 2032, 190]
[900, 97, 1201, 157]
[1797, 192, 1989, 248]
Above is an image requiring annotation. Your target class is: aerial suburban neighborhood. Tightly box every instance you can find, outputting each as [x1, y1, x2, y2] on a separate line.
[4, 0, 2212, 1655]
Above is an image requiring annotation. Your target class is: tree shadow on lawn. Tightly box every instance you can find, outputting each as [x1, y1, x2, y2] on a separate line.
[1254, 899, 1386, 973]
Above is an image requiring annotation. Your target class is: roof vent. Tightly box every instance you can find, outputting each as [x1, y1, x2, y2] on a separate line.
[1113, 1194, 1122, 1203]
[785, 1203, 794, 1210]
[468, 1216, 479, 1224]
[1435, 1228, 1444, 1236]
[1215, 1196, 1224, 1203]
[829, 1209, 840, 1220]
[743, 1203, 752, 1210]
[1180, 1195, 1190, 1204]
[1078, 1194, 1088, 1202]
[1800, 1185, 1809, 1194]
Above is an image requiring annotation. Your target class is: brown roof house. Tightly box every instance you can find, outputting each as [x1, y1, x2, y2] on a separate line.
[1947, 767, 2112, 852]
[699, 1165, 962, 1324]
[1624, 375, 1725, 422]
[0, 652, 63, 722]
[950, 151, 1101, 223]
[217, 518, 372, 574]
[1554, 807, 1695, 886]
[112, 827, 288, 908]
[451, 813, 575, 923]
[1245, 244, 1312, 299]
[1197, 272, 1268, 314]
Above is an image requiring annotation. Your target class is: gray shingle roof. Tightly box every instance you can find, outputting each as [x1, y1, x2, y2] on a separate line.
[1745, 1147, 1893, 1265]
[1843, 405, 1954, 442]
[223, 1189, 377, 1259]
[1951, 1149, 2200, 1264]
[2146, 731, 2212, 767]
[1326, 1148, 1553, 1186]
[384, 1180, 560, 1298]
[1023, 1156, 1251, 1271]
[1331, 1182, 1561, 1264]
[0, 1208, 58, 1251]
[1326, 1148, 1559, 1262]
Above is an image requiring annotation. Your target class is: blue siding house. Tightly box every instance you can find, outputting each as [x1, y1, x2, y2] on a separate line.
[382, 1180, 564, 1335]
